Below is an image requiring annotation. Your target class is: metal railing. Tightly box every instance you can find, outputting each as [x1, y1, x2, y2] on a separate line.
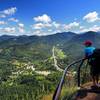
[53, 58, 86, 100]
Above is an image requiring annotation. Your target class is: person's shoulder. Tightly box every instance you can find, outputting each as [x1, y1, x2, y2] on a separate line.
[85, 47, 90, 50]
[85, 47, 95, 51]
[84, 47, 89, 52]
[87, 46, 95, 49]
[91, 47, 95, 49]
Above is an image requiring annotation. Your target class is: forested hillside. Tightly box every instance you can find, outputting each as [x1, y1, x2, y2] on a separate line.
[0, 31, 100, 99]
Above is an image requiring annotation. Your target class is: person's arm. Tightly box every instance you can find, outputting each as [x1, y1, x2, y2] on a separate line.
[84, 52, 89, 59]
[84, 48, 89, 59]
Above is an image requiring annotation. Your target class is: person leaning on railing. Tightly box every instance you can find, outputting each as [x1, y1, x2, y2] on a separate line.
[83, 40, 99, 87]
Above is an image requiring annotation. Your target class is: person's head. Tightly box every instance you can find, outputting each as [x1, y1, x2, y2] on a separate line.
[83, 40, 92, 47]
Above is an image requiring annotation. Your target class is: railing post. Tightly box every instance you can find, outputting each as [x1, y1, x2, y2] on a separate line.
[77, 60, 85, 87]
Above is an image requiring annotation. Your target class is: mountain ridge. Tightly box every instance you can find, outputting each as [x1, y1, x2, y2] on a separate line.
[0, 31, 100, 60]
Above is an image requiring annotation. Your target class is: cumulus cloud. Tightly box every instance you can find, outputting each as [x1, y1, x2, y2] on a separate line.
[0, 14, 6, 18]
[0, 27, 16, 33]
[3, 7, 17, 15]
[52, 22, 60, 28]
[53, 30, 62, 33]
[0, 7, 26, 35]
[8, 18, 19, 22]
[32, 23, 44, 29]
[69, 22, 79, 27]
[32, 30, 48, 36]
[32, 22, 76, 35]
[92, 25, 100, 31]
[18, 23, 25, 33]
[32, 14, 68, 35]
[32, 22, 52, 29]
[64, 22, 79, 30]
[32, 14, 80, 35]
[0, 21, 7, 25]
[18, 23, 24, 27]
[18, 28, 25, 33]
[83, 11, 100, 23]
[48, 29, 52, 32]
[32, 30, 55, 36]
[33, 14, 52, 23]
[33, 30, 41, 35]
[79, 26, 84, 29]
[0, 7, 17, 18]
[79, 25, 100, 33]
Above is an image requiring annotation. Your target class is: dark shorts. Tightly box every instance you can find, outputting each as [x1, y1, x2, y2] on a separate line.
[89, 60, 100, 76]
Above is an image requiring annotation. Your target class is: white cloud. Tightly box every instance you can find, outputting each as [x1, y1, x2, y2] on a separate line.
[48, 29, 52, 32]
[33, 30, 41, 35]
[18, 23, 24, 27]
[32, 30, 48, 36]
[32, 23, 44, 29]
[18, 28, 25, 33]
[53, 30, 62, 33]
[83, 11, 100, 23]
[3, 7, 17, 15]
[0, 21, 7, 25]
[32, 22, 52, 29]
[31, 19, 80, 35]
[18, 23, 25, 33]
[0, 7, 17, 18]
[33, 14, 52, 23]
[79, 25, 100, 33]
[92, 25, 100, 31]
[52, 22, 60, 28]
[79, 28, 89, 33]
[68, 22, 79, 27]
[0, 14, 6, 18]
[32, 14, 64, 35]
[8, 18, 19, 22]
[64, 22, 79, 30]
[0, 27, 16, 33]
[79, 26, 84, 29]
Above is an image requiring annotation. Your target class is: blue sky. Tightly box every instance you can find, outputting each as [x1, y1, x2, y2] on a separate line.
[0, 0, 100, 36]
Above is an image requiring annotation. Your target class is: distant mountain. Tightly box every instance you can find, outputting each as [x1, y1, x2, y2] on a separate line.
[63, 31, 100, 59]
[66, 31, 100, 47]
[0, 31, 100, 61]
[0, 32, 76, 47]
[0, 35, 16, 42]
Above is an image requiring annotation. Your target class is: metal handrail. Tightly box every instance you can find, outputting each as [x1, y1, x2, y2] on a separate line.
[53, 58, 86, 100]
